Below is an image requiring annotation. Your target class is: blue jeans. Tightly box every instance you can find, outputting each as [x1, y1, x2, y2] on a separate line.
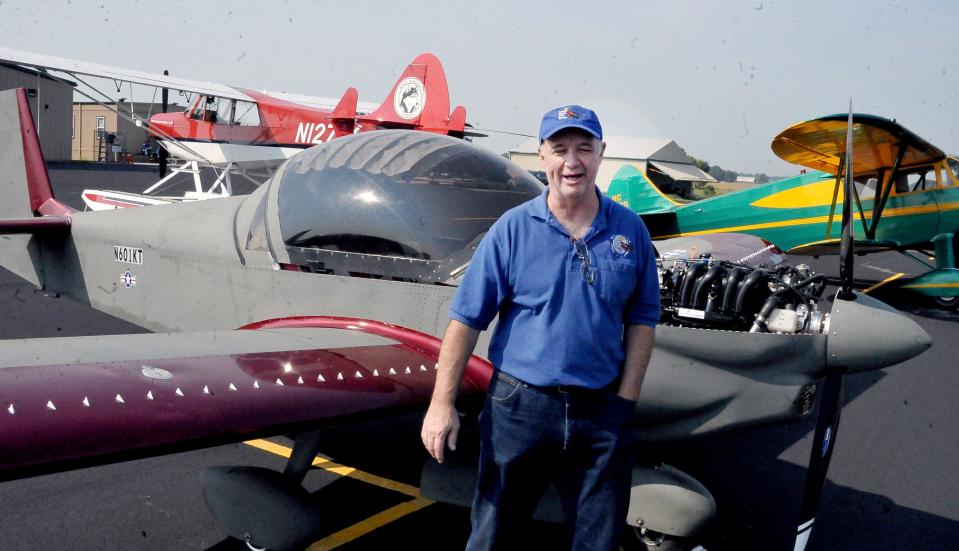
[465, 370, 636, 551]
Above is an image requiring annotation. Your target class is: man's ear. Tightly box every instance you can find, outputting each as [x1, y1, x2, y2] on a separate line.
[539, 144, 547, 166]
[599, 141, 607, 157]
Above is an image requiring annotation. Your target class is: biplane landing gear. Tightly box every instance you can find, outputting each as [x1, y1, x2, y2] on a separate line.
[620, 525, 696, 551]
[933, 295, 958, 309]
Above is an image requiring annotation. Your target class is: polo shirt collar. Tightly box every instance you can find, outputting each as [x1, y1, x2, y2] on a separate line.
[528, 186, 611, 236]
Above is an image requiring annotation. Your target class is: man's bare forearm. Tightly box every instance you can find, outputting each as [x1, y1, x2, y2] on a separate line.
[617, 324, 655, 402]
[430, 319, 481, 405]
[422, 319, 481, 462]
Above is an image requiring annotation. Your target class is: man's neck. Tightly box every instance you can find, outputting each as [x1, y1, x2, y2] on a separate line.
[547, 187, 600, 240]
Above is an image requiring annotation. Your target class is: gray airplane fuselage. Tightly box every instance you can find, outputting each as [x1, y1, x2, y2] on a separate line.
[1, 185, 908, 443]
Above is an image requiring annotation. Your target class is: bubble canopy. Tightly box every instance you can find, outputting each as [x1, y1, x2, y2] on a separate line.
[252, 130, 544, 282]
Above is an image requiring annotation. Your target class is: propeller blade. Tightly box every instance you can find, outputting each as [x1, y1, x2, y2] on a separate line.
[838, 100, 855, 299]
[794, 100, 857, 551]
[793, 369, 845, 551]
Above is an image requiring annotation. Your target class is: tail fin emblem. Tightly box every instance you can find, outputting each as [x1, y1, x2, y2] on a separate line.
[393, 77, 426, 120]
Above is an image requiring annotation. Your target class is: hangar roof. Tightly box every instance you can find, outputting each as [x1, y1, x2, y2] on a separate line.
[511, 136, 689, 163]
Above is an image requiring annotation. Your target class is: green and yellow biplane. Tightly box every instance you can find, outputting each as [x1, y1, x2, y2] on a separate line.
[610, 114, 959, 306]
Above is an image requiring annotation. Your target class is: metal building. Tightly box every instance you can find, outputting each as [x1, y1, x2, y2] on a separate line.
[509, 136, 715, 196]
[0, 62, 73, 160]
[72, 101, 175, 161]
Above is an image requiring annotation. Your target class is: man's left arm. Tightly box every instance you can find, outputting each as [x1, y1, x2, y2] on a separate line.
[617, 324, 655, 402]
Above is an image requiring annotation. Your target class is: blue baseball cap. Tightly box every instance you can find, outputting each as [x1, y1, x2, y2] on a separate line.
[539, 105, 603, 143]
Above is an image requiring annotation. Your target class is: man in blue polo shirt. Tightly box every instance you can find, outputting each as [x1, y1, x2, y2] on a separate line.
[422, 105, 659, 550]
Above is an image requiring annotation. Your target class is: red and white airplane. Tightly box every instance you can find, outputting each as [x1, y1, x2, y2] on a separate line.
[146, 53, 468, 166]
[0, 46, 471, 209]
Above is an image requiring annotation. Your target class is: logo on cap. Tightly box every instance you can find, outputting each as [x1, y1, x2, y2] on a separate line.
[558, 107, 580, 120]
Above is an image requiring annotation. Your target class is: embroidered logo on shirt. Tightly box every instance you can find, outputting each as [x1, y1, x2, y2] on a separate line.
[610, 235, 632, 257]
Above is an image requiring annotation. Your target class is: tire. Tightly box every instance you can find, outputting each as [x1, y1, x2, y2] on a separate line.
[620, 525, 690, 551]
[933, 295, 959, 309]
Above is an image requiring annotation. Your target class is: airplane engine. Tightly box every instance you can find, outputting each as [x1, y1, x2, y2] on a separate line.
[658, 257, 829, 334]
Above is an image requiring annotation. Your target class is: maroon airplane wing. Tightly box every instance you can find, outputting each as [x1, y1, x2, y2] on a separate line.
[0, 316, 492, 481]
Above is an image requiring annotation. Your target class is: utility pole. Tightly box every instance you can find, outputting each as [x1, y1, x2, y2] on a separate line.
[159, 69, 169, 177]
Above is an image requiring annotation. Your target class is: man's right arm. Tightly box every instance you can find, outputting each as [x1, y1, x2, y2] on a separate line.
[421, 319, 480, 463]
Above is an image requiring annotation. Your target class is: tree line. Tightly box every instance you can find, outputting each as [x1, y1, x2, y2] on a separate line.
[688, 156, 770, 184]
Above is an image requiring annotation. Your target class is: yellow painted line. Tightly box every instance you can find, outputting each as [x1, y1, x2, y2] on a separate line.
[244, 439, 436, 550]
[863, 272, 905, 294]
[305, 497, 434, 550]
[243, 439, 422, 498]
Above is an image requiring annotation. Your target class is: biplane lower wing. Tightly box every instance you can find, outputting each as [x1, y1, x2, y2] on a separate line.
[786, 238, 901, 256]
[0, 317, 491, 482]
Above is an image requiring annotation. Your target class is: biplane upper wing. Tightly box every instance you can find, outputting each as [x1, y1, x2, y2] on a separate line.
[771, 113, 946, 174]
[0, 317, 492, 482]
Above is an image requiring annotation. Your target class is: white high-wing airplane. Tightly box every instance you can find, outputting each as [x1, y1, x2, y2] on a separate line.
[0, 46, 471, 210]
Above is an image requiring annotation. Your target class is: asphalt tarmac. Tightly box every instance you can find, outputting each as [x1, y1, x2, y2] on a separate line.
[0, 167, 956, 550]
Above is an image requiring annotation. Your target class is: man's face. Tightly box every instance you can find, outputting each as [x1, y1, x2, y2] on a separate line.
[539, 130, 605, 202]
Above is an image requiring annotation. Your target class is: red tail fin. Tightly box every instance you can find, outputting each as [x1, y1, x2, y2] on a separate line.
[331, 87, 358, 134]
[358, 53, 465, 135]
[15, 88, 74, 216]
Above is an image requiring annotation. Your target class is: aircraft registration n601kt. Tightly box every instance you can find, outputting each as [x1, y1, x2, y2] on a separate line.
[0, 89, 931, 551]
[609, 114, 959, 307]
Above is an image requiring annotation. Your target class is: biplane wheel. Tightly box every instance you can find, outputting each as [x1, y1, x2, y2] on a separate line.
[620, 525, 690, 551]
[244, 541, 267, 551]
[932, 295, 959, 309]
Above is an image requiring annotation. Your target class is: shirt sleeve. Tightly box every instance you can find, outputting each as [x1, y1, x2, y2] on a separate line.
[449, 223, 511, 331]
[625, 221, 661, 327]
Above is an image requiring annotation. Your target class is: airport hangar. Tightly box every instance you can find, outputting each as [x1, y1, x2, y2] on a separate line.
[509, 136, 716, 197]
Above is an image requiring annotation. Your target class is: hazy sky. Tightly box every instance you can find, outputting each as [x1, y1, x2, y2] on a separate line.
[1, 0, 956, 175]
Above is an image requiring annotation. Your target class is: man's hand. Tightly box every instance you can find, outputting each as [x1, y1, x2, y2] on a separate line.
[421, 401, 460, 463]
[421, 319, 479, 463]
